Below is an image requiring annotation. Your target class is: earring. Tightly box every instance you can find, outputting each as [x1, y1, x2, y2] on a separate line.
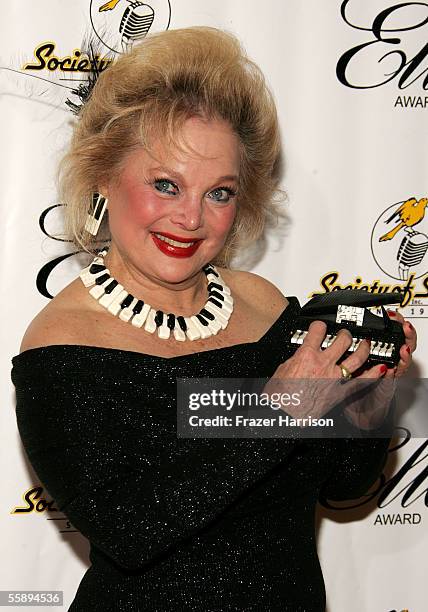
[84, 192, 108, 235]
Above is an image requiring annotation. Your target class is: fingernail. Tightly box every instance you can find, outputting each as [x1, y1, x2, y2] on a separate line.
[387, 310, 396, 316]
[380, 364, 388, 374]
[406, 345, 411, 354]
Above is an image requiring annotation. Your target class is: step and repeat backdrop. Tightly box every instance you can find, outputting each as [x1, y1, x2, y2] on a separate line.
[1, 1, 427, 610]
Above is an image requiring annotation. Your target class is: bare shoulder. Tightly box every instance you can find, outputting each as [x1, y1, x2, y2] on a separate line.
[219, 267, 288, 316]
[19, 279, 87, 353]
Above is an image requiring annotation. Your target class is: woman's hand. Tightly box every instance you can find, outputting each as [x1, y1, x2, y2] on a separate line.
[386, 309, 417, 377]
[342, 311, 417, 429]
[263, 320, 403, 428]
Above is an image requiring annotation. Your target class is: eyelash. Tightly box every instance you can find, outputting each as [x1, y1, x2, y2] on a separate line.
[150, 177, 237, 203]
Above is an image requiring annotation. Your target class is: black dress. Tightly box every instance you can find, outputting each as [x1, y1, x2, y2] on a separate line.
[10, 298, 392, 612]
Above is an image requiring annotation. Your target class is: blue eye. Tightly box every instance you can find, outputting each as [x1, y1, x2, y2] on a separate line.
[153, 178, 178, 195]
[208, 187, 237, 203]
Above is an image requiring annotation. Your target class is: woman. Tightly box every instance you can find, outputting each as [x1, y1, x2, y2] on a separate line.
[11, 26, 416, 611]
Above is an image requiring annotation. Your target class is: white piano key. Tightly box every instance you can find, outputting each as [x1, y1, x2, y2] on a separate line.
[206, 299, 230, 317]
[89, 277, 112, 299]
[131, 303, 150, 328]
[356, 339, 364, 351]
[85, 215, 98, 235]
[291, 330, 302, 345]
[144, 309, 157, 334]
[158, 321, 171, 339]
[297, 331, 307, 345]
[378, 343, 389, 357]
[224, 300, 234, 315]
[79, 265, 92, 283]
[291, 330, 301, 344]
[207, 297, 232, 316]
[99, 283, 124, 308]
[184, 317, 201, 340]
[209, 285, 233, 305]
[205, 317, 222, 335]
[80, 267, 110, 288]
[385, 344, 394, 357]
[107, 289, 129, 315]
[204, 303, 229, 329]
[79, 262, 97, 275]
[214, 278, 231, 295]
[221, 293, 233, 306]
[206, 272, 220, 283]
[349, 337, 358, 352]
[173, 326, 187, 341]
[204, 302, 231, 329]
[119, 297, 138, 322]
[321, 334, 332, 348]
[190, 316, 212, 339]
[208, 291, 233, 312]
[372, 341, 381, 356]
[326, 335, 334, 347]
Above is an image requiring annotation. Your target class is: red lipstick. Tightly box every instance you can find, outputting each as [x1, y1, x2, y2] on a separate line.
[150, 232, 203, 258]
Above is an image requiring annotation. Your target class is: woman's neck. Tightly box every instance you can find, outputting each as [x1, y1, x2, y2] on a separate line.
[102, 245, 210, 316]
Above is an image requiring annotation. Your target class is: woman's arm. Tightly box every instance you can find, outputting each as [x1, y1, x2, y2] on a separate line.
[318, 401, 394, 502]
[319, 310, 416, 502]
[13, 370, 302, 572]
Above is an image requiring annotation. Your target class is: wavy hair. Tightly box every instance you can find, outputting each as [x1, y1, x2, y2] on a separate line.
[57, 26, 284, 267]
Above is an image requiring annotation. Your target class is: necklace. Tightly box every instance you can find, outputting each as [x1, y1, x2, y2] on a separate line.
[79, 247, 234, 341]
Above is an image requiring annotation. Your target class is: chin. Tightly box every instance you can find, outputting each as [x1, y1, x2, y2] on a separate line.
[150, 259, 205, 282]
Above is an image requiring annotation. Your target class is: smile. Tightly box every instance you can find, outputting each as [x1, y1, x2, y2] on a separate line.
[150, 232, 203, 259]
[153, 232, 198, 247]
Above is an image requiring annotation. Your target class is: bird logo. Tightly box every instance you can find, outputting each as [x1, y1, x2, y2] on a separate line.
[379, 197, 428, 242]
[100, 0, 122, 9]
[371, 197, 428, 281]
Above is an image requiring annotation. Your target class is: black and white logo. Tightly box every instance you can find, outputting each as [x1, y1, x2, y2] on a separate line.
[90, 0, 171, 54]
[371, 198, 428, 281]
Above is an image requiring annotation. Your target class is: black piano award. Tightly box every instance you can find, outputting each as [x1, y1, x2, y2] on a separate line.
[288, 289, 406, 370]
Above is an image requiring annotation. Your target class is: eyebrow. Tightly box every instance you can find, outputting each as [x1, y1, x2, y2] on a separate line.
[149, 166, 239, 183]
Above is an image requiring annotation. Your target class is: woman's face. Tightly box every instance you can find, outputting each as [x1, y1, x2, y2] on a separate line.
[104, 116, 240, 285]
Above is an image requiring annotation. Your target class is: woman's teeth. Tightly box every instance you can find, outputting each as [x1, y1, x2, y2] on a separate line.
[154, 233, 196, 247]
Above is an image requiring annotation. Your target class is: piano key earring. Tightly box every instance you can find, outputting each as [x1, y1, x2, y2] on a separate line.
[84, 192, 108, 236]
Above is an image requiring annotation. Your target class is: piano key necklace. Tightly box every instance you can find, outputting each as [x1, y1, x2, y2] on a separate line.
[79, 246, 234, 341]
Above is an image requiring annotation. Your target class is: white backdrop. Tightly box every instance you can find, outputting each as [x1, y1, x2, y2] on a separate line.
[1, 1, 427, 611]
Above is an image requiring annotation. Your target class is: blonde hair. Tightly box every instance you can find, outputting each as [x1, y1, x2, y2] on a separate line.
[57, 26, 284, 267]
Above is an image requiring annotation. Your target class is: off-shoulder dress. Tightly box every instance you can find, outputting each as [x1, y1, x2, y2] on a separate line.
[10, 297, 392, 611]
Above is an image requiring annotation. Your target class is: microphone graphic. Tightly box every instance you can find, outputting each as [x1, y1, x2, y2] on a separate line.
[119, 1, 155, 52]
[396, 228, 428, 280]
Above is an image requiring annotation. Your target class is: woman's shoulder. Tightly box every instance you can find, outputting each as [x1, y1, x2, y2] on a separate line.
[17, 268, 291, 355]
[18, 278, 92, 353]
[219, 267, 288, 314]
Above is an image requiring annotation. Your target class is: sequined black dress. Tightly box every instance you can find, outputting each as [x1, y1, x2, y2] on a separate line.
[10, 298, 392, 612]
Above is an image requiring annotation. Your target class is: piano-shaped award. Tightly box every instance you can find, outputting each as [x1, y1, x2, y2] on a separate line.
[289, 289, 406, 369]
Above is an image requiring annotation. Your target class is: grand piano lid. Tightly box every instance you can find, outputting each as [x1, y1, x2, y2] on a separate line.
[300, 289, 403, 315]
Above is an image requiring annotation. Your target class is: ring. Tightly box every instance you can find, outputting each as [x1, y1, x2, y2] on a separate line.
[339, 364, 353, 382]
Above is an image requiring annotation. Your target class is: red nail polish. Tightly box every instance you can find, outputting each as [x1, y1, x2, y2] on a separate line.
[387, 310, 396, 316]
[380, 364, 388, 374]
[406, 345, 411, 354]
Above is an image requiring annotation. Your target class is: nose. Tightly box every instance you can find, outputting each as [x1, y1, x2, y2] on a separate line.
[170, 193, 203, 231]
